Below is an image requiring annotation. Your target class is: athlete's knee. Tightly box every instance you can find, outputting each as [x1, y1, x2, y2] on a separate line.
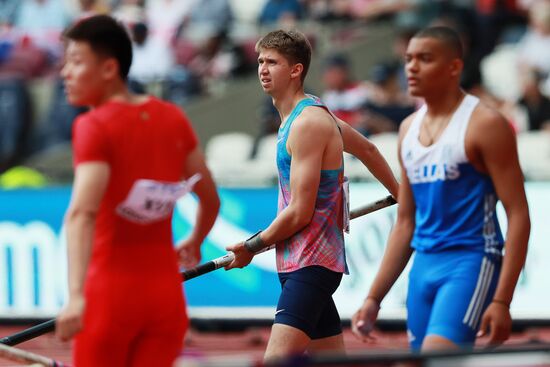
[421, 334, 460, 351]
[308, 333, 345, 354]
[264, 324, 310, 361]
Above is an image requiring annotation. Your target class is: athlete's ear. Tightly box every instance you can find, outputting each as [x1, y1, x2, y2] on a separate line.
[101, 57, 120, 81]
[449, 58, 463, 78]
[290, 63, 304, 81]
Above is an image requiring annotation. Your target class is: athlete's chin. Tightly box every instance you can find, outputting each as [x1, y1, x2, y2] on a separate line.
[65, 94, 86, 107]
[262, 86, 275, 95]
[408, 87, 425, 97]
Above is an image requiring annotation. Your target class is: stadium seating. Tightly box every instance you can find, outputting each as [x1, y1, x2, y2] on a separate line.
[206, 131, 404, 186]
[206, 132, 275, 186]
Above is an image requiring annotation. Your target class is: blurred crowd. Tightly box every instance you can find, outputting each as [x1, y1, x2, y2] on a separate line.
[0, 0, 550, 179]
[252, 0, 550, 156]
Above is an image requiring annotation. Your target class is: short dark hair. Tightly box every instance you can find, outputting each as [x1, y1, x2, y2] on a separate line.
[256, 29, 311, 83]
[64, 15, 133, 80]
[413, 26, 463, 60]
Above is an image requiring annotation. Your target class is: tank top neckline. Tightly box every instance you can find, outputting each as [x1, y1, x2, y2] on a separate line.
[415, 94, 468, 151]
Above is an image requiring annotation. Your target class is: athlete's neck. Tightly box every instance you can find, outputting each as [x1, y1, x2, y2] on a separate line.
[423, 88, 465, 118]
[272, 88, 308, 126]
[89, 80, 132, 109]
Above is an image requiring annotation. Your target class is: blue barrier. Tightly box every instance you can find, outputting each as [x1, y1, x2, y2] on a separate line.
[0, 183, 549, 320]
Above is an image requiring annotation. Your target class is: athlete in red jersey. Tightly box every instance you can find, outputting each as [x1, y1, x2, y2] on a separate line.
[55, 15, 220, 367]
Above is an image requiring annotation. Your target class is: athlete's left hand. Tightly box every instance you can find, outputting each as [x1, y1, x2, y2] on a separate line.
[225, 242, 254, 270]
[477, 301, 512, 347]
[176, 236, 202, 269]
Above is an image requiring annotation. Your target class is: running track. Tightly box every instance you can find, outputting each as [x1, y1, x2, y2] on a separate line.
[0, 326, 548, 366]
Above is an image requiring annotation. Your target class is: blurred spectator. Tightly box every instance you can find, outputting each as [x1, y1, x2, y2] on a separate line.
[187, 31, 250, 95]
[320, 53, 370, 128]
[258, 0, 304, 27]
[0, 0, 19, 25]
[127, 21, 201, 105]
[183, 0, 234, 43]
[517, 0, 550, 94]
[303, 0, 351, 22]
[14, 0, 72, 55]
[0, 39, 11, 64]
[76, 0, 110, 18]
[0, 77, 32, 171]
[129, 22, 175, 84]
[348, 0, 414, 21]
[361, 60, 416, 134]
[146, 0, 194, 45]
[33, 78, 86, 151]
[111, 0, 145, 26]
[470, 54, 528, 132]
[0, 34, 50, 78]
[391, 26, 417, 92]
[474, 0, 527, 60]
[519, 69, 550, 131]
[250, 96, 280, 159]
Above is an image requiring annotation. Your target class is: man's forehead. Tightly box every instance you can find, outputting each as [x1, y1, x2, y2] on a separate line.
[407, 37, 445, 52]
[66, 40, 92, 54]
[258, 49, 284, 59]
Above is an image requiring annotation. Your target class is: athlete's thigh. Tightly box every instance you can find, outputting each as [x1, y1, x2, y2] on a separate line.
[308, 296, 344, 354]
[406, 253, 436, 351]
[129, 278, 188, 367]
[275, 266, 342, 339]
[74, 330, 131, 367]
[427, 254, 500, 347]
[74, 282, 139, 366]
[310, 297, 343, 341]
[128, 329, 185, 367]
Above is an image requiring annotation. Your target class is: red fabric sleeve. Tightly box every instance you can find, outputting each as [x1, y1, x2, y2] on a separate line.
[178, 108, 199, 154]
[72, 114, 111, 166]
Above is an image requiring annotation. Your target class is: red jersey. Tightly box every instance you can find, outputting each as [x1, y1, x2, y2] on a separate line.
[72, 96, 194, 366]
[73, 96, 197, 264]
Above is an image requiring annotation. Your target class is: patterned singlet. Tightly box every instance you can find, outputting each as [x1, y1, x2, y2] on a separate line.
[275, 96, 348, 274]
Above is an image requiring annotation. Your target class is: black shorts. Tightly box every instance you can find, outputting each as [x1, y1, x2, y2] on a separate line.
[275, 265, 343, 340]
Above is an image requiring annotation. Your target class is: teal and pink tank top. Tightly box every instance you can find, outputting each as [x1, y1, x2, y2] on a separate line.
[275, 96, 348, 274]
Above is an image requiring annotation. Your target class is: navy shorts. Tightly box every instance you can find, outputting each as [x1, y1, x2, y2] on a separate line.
[275, 265, 343, 340]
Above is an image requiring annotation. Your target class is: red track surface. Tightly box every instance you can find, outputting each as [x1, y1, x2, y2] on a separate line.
[0, 326, 549, 366]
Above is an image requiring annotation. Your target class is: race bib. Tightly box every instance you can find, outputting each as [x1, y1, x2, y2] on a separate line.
[343, 176, 350, 234]
[116, 174, 201, 224]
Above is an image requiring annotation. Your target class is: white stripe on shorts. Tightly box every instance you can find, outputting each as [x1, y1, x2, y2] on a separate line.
[463, 257, 493, 329]
[470, 261, 495, 328]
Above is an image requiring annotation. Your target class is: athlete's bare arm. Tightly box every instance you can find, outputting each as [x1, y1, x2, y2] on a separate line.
[225, 107, 337, 269]
[176, 147, 220, 269]
[56, 162, 110, 341]
[337, 119, 399, 198]
[466, 105, 531, 346]
[351, 115, 417, 340]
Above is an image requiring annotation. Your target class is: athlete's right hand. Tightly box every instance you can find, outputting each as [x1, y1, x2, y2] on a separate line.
[56, 294, 85, 342]
[351, 297, 380, 342]
[224, 242, 254, 270]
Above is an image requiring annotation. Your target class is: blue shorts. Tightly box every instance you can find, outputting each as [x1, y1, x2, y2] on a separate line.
[407, 249, 501, 350]
[275, 265, 343, 340]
